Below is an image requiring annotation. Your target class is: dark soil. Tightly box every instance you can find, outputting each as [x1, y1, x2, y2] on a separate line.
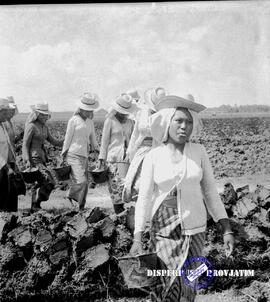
[3, 116, 269, 301]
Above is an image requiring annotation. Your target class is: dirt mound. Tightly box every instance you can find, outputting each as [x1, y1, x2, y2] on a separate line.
[7, 117, 270, 300]
[203, 183, 270, 298]
[0, 206, 151, 302]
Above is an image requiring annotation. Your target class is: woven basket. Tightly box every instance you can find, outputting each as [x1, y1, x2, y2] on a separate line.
[117, 253, 158, 288]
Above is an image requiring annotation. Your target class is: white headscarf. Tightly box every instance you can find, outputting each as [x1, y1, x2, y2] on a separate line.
[150, 108, 176, 143]
[188, 110, 202, 138]
[25, 111, 39, 126]
[150, 107, 202, 144]
[25, 109, 51, 127]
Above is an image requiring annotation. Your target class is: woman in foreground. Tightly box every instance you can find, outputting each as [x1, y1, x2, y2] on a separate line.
[130, 95, 234, 301]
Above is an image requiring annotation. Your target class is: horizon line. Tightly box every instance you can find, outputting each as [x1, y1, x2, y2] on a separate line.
[16, 103, 270, 115]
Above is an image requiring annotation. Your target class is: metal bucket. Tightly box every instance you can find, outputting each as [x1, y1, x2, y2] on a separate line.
[117, 252, 158, 288]
[90, 167, 109, 184]
[53, 165, 71, 181]
[22, 168, 42, 184]
[116, 162, 130, 179]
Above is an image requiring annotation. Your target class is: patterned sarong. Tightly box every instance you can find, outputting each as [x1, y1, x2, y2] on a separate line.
[149, 202, 205, 302]
[107, 162, 125, 205]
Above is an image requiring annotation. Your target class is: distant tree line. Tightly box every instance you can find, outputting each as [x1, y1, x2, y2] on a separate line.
[205, 104, 270, 113]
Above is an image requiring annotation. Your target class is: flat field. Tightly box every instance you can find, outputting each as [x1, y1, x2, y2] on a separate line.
[14, 114, 270, 179]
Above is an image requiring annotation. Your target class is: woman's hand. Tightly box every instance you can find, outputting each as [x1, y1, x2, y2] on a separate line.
[124, 153, 130, 163]
[60, 159, 67, 167]
[98, 159, 105, 169]
[130, 240, 144, 256]
[130, 231, 144, 256]
[60, 155, 67, 167]
[7, 166, 15, 176]
[218, 218, 235, 257]
[89, 149, 99, 162]
[25, 160, 33, 169]
[223, 233, 235, 257]
[60, 151, 68, 166]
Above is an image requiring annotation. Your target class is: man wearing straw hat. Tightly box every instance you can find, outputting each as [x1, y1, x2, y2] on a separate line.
[61, 92, 100, 210]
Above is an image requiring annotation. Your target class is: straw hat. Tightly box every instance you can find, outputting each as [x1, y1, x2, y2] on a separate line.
[144, 87, 168, 112]
[0, 98, 10, 110]
[155, 94, 206, 113]
[126, 89, 140, 102]
[111, 94, 138, 115]
[30, 102, 51, 115]
[77, 92, 100, 111]
[7, 96, 19, 115]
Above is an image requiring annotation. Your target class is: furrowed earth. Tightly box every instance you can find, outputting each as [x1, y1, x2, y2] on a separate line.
[1, 115, 270, 302]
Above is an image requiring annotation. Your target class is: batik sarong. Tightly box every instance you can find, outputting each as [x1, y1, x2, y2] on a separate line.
[149, 201, 205, 302]
[107, 162, 125, 205]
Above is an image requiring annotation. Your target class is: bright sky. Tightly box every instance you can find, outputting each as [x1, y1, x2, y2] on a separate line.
[0, 1, 270, 112]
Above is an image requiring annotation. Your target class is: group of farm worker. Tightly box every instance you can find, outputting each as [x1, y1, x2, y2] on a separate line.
[0, 89, 234, 302]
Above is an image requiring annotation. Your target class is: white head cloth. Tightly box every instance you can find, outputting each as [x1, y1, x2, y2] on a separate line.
[150, 108, 202, 144]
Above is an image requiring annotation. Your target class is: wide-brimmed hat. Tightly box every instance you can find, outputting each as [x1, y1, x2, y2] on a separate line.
[126, 89, 140, 101]
[30, 102, 51, 115]
[0, 98, 10, 110]
[7, 96, 19, 115]
[111, 94, 138, 115]
[77, 92, 99, 111]
[155, 94, 206, 113]
[144, 87, 168, 112]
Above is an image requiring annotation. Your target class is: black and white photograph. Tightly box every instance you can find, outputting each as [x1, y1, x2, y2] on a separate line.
[0, 1, 270, 301]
